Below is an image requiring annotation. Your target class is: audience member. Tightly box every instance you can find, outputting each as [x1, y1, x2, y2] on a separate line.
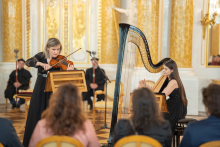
[114, 88, 172, 147]
[180, 84, 220, 147]
[0, 117, 23, 147]
[4, 58, 32, 109]
[28, 84, 100, 147]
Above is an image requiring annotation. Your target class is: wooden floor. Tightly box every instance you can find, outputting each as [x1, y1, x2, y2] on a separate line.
[0, 103, 207, 146]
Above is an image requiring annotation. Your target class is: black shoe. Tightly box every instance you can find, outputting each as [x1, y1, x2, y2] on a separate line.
[12, 104, 16, 109]
[16, 104, 20, 109]
[89, 105, 93, 110]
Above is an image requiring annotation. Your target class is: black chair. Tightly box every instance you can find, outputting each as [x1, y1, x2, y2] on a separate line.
[172, 118, 197, 147]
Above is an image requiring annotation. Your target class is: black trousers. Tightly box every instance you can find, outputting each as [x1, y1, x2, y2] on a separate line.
[83, 87, 105, 107]
[4, 86, 25, 105]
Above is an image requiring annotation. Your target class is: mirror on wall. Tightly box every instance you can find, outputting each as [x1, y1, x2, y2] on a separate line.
[207, 0, 220, 67]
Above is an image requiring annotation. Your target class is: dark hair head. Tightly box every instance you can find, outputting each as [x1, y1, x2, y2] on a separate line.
[202, 84, 220, 118]
[131, 88, 164, 132]
[164, 60, 188, 106]
[18, 58, 25, 62]
[42, 84, 86, 135]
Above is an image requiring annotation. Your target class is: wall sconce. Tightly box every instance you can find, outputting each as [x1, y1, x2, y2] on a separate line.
[201, 12, 218, 39]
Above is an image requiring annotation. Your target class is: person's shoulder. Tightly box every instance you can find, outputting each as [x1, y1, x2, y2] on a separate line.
[86, 67, 93, 71]
[36, 119, 47, 128]
[157, 120, 171, 130]
[0, 117, 12, 124]
[168, 79, 178, 87]
[169, 79, 177, 84]
[116, 119, 130, 127]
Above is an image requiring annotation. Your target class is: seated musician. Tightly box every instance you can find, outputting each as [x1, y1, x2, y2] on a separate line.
[4, 58, 32, 109]
[114, 88, 172, 146]
[180, 84, 220, 147]
[83, 57, 106, 110]
[139, 60, 187, 134]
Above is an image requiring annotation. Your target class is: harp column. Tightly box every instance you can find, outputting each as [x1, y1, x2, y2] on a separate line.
[1, 0, 23, 62]
[99, 0, 120, 64]
[170, 0, 194, 68]
[136, 0, 159, 66]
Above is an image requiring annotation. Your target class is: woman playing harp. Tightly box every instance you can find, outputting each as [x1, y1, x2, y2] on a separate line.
[139, 60, 188, 134]
[107, 24, 186, 145]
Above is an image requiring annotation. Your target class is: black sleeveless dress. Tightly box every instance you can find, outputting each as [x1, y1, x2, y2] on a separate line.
[163, 82, 187, 134]
[23, 52, 60, 147]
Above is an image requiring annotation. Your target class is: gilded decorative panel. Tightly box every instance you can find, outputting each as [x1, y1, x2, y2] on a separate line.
[46, 0, 60, 39]
[170, 0, 194, 68]
[136, 0, 159, 67]
[26, 0, 31, 60]
[2, 0, 22, 62]
[99, 0, 120, 64]
[41, 0, 90, 64]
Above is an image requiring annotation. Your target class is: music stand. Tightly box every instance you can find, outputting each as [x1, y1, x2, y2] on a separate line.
[45, 70, 87, 93]
[88, 53, 111, 131]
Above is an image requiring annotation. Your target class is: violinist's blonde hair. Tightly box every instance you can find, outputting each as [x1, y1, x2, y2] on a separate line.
[44, 38, 62, 59]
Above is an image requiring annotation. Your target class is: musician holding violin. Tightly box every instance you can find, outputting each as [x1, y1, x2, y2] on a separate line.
[23, 38, 74, 147]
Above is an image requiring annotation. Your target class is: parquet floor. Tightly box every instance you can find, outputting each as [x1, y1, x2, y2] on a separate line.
[0, 103, 207, 146]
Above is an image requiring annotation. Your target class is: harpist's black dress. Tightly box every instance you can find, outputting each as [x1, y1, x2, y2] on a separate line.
[163, 80, 187, 134]
[23, 52, 60, 147]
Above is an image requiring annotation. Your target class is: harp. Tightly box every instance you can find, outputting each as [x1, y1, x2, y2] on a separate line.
[106, 23, 171, 145]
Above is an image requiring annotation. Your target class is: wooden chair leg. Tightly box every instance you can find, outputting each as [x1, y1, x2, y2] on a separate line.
[172, 135, 175, 147]
[5, 99, 7, 108]
[118, 107, 122, 119]
[93, 109, 96, 126]
[103, 110, 106, 124]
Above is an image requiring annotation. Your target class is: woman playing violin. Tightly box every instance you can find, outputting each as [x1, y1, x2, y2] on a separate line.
[23, 38, 74, 147]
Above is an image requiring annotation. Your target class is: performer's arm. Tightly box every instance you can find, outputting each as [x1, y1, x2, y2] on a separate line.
[85, 69, 91, 90]
[19, 72, 32, 87]
[8, 71, 16, 86]
[25, 52, 43, 67]
[162, 80, 178, 97]
[96, 69, 106, 85]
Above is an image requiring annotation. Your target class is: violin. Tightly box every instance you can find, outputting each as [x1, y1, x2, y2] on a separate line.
[45, 48, 82, 71]
[50, 55, 74, 70]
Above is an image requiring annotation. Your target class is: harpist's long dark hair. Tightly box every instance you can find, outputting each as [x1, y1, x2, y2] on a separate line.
[131, 88, 165, 133]
[165, 60, 188, 106]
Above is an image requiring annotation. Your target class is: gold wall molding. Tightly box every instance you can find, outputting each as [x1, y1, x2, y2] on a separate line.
[136, 0, 159, 67]
[26, 0, 31, 60]
[63, 0, 70, 56]
[72, 0, 86, 54]
[2, 0, 22, 62]
[97, 0, 102, 62]
[100, 0, 120, 64]
[170, 0, 194, 68]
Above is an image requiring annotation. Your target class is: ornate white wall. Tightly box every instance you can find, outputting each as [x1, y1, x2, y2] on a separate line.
[0, 0, 219, 116]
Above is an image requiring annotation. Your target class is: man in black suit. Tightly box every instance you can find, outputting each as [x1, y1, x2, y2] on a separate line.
[83, 57, 106, 110]
[0, 117, 23, 147]
[4, 58, 32, 109]
[180, 84, 220, 147]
